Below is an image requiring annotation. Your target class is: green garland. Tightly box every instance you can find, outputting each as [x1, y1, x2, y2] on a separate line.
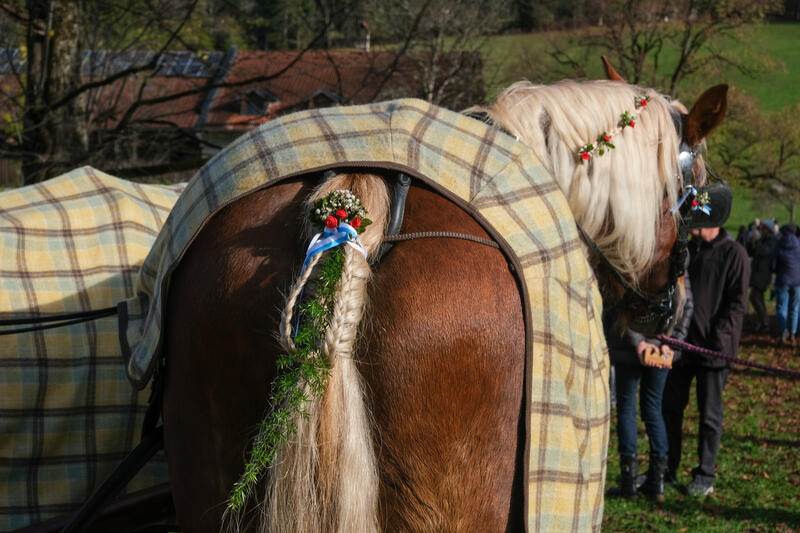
[227, 247, 345, 511]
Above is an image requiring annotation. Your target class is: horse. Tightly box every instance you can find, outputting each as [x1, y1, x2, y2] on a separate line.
[158, 74, 729, 532]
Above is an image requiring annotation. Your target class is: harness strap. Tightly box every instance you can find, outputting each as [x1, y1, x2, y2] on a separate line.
[384, 231, 499, 249]
[577, 223, 675, 324]
[375, 172, 412, 262]
[0, 307, 118, 336]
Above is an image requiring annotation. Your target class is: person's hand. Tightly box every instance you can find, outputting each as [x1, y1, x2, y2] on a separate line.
[657, 345, 674, 369]
[636, 341, 659, 366]
[637, 341, 674, 368]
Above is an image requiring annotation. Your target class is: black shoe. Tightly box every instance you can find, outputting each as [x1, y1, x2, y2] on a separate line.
[608, 455, 638, 499]
[687, 476, 714, 497]
[638, 455, 668, 502]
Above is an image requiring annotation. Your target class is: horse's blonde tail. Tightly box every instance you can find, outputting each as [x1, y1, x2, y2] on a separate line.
[264, 173, 388, 533]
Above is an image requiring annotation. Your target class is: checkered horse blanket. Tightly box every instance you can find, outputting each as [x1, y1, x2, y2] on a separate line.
[0, 168, 181, 530]
[121, 99, 610, 531]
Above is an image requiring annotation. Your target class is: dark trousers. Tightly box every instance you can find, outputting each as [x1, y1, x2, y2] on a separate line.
[662, 364, 730, 482]
[749, 286, 769, 328]
[614, 363, 670, 458]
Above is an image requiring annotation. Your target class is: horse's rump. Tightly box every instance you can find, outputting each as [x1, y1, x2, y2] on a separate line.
[148, 99, 609, 531]
[163, 178, 529, 531]
[0, 168, 179, 530]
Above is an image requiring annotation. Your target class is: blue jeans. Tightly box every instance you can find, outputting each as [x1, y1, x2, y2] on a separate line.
[614, 362, 670, 458]
[775, 284, 800, 335]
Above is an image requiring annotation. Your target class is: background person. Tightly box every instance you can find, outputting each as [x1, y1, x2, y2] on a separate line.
[749, 223, 776, 333]
[771, 223, 800, 343]
[662, 226, 749, 497]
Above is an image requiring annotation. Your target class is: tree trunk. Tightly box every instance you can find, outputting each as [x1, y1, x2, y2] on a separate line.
[22, 0, 88, 184]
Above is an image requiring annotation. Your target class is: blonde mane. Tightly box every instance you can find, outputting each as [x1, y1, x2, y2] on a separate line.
[484, 80, 683, 280]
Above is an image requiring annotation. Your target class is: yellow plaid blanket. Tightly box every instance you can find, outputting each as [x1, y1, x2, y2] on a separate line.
[122, 99, 610, 531]
[0, 168, 181, 530]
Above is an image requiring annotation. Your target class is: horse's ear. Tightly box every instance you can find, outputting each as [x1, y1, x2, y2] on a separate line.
[601, 56, 626, 82]
[686, 84, 728, 146]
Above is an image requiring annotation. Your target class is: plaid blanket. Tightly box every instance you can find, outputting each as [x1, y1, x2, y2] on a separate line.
[122, 99, 610, 531]
[0, 167, 182, 530]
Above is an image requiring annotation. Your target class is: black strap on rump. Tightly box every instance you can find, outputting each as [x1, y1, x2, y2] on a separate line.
[375, 172, 412, 262]
[374, 172, 500, 261]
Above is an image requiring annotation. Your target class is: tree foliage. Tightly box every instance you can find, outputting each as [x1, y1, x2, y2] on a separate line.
[712, 89, 800, 221]
[545, 0, 781, 95]
[364, 0, 511, 106]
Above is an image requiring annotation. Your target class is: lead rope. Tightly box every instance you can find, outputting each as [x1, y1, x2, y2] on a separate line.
[658, 334, 800, 379]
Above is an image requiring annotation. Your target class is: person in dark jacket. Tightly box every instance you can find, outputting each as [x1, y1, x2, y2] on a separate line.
[662, 226, 750, 497]
[605, 271, 694, 502]
[750, 224, 776, 332]
[770, 223, 800, 342]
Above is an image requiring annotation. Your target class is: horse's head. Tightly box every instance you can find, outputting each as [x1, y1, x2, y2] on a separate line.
[484, 68, 730, 336]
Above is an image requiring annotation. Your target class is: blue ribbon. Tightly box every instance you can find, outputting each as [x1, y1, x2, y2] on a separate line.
[302, 222, 366, 271]
[671, 186, 711, 215]
[293, 222, 367, 339]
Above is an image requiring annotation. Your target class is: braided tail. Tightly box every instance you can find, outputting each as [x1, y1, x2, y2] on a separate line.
[262, 173, 388, 533]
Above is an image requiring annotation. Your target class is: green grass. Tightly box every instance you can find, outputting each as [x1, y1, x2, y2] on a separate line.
[603, 323, 800, 532]
[722, 22, 800, 112]
[724, 182, 792, 235]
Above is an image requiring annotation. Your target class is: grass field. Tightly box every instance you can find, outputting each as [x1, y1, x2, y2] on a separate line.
[603, 323, 800, 532]
[481, 22, 800, 110]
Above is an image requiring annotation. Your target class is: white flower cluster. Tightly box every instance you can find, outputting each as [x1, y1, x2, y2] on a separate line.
[313, 189, 367, 223]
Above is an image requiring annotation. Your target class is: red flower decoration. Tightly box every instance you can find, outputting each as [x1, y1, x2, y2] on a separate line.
[351, 217, 361, 228]
[325, 215, 338, 228]
[691, 199, 699, 207]
[335, 209, 348, 219]
[629, 121, 635, 128]
[581, 152, 591, 161]
[640, 99, 647, 107]
[603, 134, 611, 142]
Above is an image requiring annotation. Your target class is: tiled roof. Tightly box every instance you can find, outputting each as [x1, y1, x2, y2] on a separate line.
[0, 48, 227, 77]
[1, 48, 479, 133]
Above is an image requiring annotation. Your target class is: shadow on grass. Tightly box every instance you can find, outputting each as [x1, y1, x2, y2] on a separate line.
[659, 496, 800, 527]
[680, 432, 799, 448]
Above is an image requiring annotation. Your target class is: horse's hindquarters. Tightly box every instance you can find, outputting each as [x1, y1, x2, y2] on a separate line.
[163, 180, 527, 532]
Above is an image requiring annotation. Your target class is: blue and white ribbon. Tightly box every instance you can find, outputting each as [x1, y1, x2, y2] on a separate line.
[302, 222, 367, 272]
[671, 186, 711, 215]
[293, 222, 368, 338]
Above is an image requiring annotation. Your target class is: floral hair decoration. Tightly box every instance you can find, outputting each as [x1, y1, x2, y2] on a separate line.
[670, 186, 711, 215]
[577, 95, 650, 162]
[303, 189, 372, 271]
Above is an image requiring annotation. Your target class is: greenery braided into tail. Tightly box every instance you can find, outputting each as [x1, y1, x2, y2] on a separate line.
[228, 247, 346, 512]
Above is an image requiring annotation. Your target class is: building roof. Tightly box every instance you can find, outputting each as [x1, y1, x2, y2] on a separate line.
[1, 47, 481, 135]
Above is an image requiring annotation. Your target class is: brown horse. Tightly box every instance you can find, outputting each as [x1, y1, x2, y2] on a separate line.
[161, 78, 728, 532]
